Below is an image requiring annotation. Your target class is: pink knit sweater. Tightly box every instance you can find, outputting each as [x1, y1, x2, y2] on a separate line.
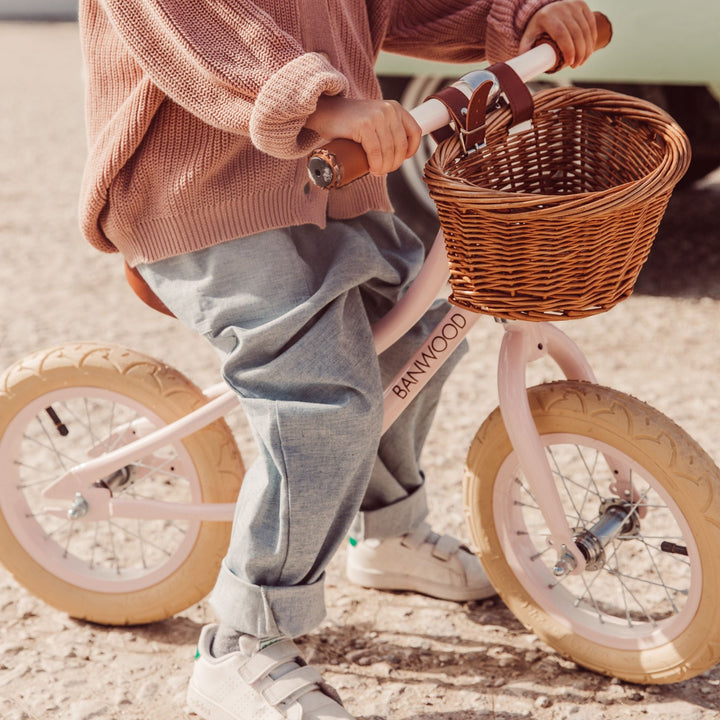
[79, 0, 554, 266]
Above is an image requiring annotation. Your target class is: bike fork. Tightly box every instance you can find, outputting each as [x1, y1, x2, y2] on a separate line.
[497, 320, 634, 576]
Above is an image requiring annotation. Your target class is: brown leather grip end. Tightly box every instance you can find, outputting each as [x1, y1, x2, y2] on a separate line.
[307, 138, 369, 189]
[536, 11, 613, 72]
[595, 12, 613, 50]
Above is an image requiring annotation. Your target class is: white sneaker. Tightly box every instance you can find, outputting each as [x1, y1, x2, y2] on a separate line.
[187, 624, 354, 720]
[346, 522, 496, 601]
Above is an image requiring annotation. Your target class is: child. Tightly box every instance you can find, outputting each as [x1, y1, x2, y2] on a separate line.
[78, 2, 597, 718]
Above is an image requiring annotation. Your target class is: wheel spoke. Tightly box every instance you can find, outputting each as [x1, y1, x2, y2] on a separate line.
[22, 423, 79, 471]
[7, 391, 197, 582]
[511, 440, 692, 631]
[106, 520, 174, 558]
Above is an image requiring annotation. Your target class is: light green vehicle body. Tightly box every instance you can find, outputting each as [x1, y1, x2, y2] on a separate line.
[376, 0, 719, 98]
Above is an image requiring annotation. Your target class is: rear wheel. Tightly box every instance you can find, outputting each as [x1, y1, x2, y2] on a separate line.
[0, 342, 244, 625]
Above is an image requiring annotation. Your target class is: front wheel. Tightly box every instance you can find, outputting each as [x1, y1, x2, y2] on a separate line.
[464, 380, 720, 684]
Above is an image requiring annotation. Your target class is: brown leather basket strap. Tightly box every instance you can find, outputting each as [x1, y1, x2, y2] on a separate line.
[463, 80, 494, 148]
[487, 61, 534, 126]
[124, 262, 175, 317]
[428, 67, 530, 151]
[425, 85, 471, 142]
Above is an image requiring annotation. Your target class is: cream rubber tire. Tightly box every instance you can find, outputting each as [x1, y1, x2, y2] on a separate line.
[0, 342, 244, 625]
[464, 380, 720, 684]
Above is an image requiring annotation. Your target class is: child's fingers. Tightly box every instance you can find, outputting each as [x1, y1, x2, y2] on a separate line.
[403, 111, 422, 159]
[520, 0, 598, 68]
[359, 101, 419, 175]
[306, 96, 421, 176]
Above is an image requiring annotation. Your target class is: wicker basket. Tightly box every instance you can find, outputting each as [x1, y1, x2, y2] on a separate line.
[424, 87, 691, 320]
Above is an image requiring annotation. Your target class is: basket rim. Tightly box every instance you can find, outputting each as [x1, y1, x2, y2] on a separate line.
[423, 86, 691, 218]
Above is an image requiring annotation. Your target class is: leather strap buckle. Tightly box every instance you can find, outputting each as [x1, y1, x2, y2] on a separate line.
[425, 62, 534, 155]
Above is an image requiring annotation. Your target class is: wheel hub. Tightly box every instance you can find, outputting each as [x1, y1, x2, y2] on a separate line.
[553, 499, 640, 576]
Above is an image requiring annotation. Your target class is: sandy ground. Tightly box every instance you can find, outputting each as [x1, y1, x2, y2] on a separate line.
[2, 21, 720, 720]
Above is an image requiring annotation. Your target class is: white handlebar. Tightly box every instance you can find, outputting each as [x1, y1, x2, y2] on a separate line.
[410, 44, 558, 135]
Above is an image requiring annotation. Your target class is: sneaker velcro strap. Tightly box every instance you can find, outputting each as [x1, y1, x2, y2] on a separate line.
[401, 521, 433, 550]
[238, 639, 303, 684]
[432, 534, 462, 561]
[261, 665, 324, 706]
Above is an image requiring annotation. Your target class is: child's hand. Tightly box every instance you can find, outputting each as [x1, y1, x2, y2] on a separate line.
[519, 0, 598, 68]
[306, 96, 422, 176]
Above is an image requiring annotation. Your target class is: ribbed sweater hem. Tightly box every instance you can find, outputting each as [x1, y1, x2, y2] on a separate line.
[108, 181, 393, 266]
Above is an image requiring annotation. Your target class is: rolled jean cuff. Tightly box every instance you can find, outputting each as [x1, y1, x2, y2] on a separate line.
[350, 484, 429, 541]
[209, 560, 327, 639]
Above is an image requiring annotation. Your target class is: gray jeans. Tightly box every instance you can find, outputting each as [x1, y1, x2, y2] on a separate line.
[138, 212, 465, 638]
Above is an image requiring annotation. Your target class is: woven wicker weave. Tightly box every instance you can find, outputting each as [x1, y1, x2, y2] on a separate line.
[424, 87, 691, 320]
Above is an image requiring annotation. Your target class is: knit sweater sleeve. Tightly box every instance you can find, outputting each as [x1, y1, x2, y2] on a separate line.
[382, 0, 559, 63]
[99, 0, 349, 158]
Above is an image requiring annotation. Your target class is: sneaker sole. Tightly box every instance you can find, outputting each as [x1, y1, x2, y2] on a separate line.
[346, 563, 496, 602]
